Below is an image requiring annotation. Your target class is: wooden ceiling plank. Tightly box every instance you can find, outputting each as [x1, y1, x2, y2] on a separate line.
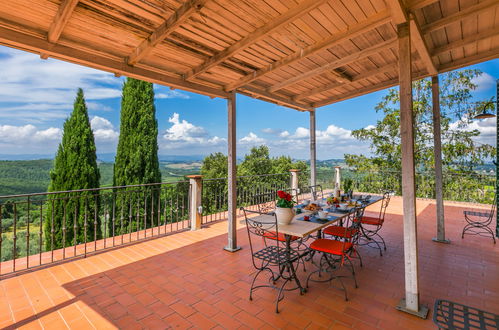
[267, 38, 397, 93]
[422, 0, 499, 34]
[437, 46, 499, 73]
[47, 0, 79, 44]
[224, 10, 391, 91]
[127, 0, 207, 66]
[294, 62, 398, 100]
[407, 0, 440, 11]
[184, 0, 331, 80]
[384, 0, 408, 25]
[0, 24, 229, 99]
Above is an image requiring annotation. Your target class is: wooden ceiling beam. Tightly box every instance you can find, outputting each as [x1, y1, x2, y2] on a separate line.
[438, 47, 499, 74]
[224, 10, 391, 92]
[294, 63, 398, 101]
[127, 0, 207, 66]
[267, 38, 397, 93]
[432, 25, 499, 56]
[422, 0, 499, 34]
[406, 0, 439, 11]
[47, 0, 79, 44]
[0, 25, 229, 99]
[409, 14, 437, 75]
[385, 0, 437, 75]
[314, 71, 427, 108]
[184, 0, 330, 81]
[238, 86, 314, 111]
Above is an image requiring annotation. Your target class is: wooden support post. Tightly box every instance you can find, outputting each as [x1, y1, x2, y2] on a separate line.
[187, 175, 203, 230]
[310, 110, 317, 188]
[290, 169, 301, 201]
[395, 22, 429, 319]
[225, 92, 241, 252]
[431, 76, 450, 244]
[334, 166, 341, 190]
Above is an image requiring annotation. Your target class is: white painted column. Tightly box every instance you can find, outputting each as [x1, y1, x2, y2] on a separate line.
[188, 175, 203, 230]
[290, 169, 300, 201]
[310, 110, 317, 188]
[334, 166, 341, 190]
[431, 75, 449, 244]
[396, 22, 427, 318]
[225, 92, 240, 252]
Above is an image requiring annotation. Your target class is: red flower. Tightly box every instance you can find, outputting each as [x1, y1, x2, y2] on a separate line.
[285, 193, 292, 201]
[277, 190, 286, 199]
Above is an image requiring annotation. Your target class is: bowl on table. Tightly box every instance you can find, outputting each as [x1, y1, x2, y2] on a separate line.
[317, 210, 328, 219]
[337, 203, 349, 211]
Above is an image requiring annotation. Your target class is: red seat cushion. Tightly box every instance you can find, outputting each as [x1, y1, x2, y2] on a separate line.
[263, 231, 299, 242]
[309, 239, 352, 255]
[323, 225, 358, 238]
[361, 216, 383, 226]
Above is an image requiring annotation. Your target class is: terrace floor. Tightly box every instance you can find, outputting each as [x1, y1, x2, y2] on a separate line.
[0, 197, 498, 329]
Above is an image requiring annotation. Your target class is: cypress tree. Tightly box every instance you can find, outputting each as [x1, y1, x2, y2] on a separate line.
[113, 78, 161, 234]
[44, 89, 101, 249]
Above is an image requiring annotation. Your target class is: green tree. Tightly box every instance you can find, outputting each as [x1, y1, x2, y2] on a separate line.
[112, 78, 161, 234]
[44, 89, 101, 249]
[345, 70, 495, 200]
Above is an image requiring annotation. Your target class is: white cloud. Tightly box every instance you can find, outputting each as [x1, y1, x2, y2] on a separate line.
[0, 124, 62, 153]
[156, 90, 190, 99]
[450, 117, 496, 146]
[90, 116, 119, 144]
[279, 130, 290, 138]
[471, 72, 496, 92]
[161, 113, 225, 151]
[239, 132, 265, 144]
[0, 47, 122, 123]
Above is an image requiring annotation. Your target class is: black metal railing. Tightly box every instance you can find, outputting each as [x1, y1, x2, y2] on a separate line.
[317, 169, 495, 204]
[0, 181, 189, 276]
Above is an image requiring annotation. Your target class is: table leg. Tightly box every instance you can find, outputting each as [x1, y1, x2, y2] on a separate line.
[285, 235, 306, 294]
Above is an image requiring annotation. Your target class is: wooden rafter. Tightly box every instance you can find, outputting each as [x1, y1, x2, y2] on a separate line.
[127, 0, 207, 66]
[407, 0, 440, 11]
[47, 0, 79, 44]
[409, 15, 437, 75]
[432, 25, 499, 56]
[184, 0, 330, 81]
[438, 47, 499, 73]
[385, 0, 437, 75]
[422, 0, 499, 34]
[267, 38, 397, 93]
[294, 63, 398, 101]
[239, 86, 314, 111]
[0, 25, 229, 99]
[224, 10, 391, 92]
[313, 71, 427, 108]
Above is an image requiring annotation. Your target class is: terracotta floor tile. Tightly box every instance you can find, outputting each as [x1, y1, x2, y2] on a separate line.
[0, 198, 497, 329]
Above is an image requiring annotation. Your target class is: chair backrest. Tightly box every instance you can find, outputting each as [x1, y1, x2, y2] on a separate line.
[252, 191, 277, 214]
[241, 207, 281, 268]
[309, 185, 324, 200]
[338, 206, 365, 251]
[378, 191, 392, 224]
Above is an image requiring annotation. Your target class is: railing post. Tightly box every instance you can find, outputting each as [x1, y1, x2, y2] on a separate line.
[334, 166, 341, 189]
[187, 175, 203, 230]
[290, 169, 300, 200]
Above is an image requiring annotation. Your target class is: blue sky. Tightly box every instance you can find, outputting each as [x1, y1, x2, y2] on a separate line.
[0, 45, 497, 160]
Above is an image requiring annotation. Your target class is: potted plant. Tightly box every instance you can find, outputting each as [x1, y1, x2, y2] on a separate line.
[275, 190, 295, 225]
[343, 178, 354, 198]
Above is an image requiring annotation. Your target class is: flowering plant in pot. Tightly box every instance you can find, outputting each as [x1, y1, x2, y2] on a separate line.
[275, 190, 295, 225]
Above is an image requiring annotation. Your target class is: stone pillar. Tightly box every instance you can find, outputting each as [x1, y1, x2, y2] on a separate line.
[310, 110, 317, 187]
[290, 169, 300, 201]
[187, 175, 203, 230]
[334, 166, 341, 190]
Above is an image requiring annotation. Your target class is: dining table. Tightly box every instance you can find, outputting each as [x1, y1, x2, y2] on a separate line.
[251, 194, 384, 294]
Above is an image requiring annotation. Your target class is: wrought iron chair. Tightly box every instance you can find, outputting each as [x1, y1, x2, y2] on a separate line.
[308, 184, 324, 200]
[253, 191, 277, 214]
[241, 207, 304, 313]
[462, 196, 496, 244]
[357, 191, 392, 256]
[322, 206, 365, 267]
[306, 207, 364, 301]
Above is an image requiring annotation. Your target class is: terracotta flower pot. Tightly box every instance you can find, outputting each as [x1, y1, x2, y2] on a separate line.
[275, 207, 294, 225]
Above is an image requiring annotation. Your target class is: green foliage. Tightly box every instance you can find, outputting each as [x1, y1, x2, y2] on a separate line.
[346, 70, 495, 179]
[44, 89, 101, 249]
[0, 160, 52, 194]
[112, 78, 161, 234]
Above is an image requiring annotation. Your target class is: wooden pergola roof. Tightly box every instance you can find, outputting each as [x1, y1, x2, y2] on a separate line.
[0, 0, 497, 111]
